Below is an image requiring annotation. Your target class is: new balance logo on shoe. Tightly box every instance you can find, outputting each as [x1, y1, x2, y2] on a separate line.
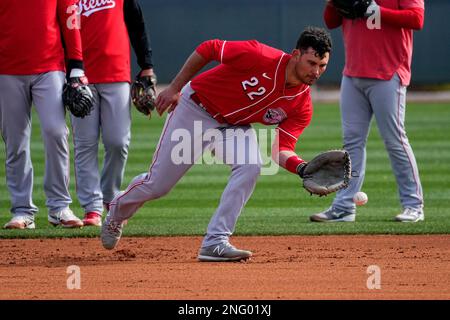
[213, 245, 226, 256]
[198, 242, 252, 262]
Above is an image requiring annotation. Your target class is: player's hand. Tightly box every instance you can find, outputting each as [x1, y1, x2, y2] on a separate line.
[155, 85, 180, 116]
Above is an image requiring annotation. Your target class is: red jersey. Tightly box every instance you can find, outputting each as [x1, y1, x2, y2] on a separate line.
[326, 0, 424, 86]
[78, 0, 131, 83]
[0, 0, 82, 75]
[191, 40, 313, 152]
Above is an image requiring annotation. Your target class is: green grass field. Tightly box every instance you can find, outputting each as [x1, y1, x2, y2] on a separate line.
[1, 102, 449, 238]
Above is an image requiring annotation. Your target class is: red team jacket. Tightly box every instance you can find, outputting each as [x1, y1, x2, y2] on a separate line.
[0, 0, 82, 75]
[191, 40, 313, 152]
[77, 0, 131, 83]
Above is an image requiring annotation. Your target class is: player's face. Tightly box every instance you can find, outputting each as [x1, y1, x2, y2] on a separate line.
[294, 48, 329, 85]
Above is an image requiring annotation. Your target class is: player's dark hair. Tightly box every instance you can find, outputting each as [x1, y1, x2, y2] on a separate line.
[296, 26, 332, 59]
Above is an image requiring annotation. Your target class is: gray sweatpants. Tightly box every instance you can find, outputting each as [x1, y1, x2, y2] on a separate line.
[333, 74, 423, 213]
[107, 84, 262, 247]
[0, 72, 71, 216]
[70, 82, 131, 214]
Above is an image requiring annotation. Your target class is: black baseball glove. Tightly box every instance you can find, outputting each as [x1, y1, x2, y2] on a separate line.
[331, 0, 373, 19]
[62, 76, 94, 118]
[297, 150, 351, 196]
[131, 73, 157, 117]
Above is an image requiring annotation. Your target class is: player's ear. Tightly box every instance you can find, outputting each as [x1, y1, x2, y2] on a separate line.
[292, 49, 303, 61]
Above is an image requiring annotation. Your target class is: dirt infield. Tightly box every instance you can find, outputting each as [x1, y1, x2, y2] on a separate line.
[1, 235, 449, 300]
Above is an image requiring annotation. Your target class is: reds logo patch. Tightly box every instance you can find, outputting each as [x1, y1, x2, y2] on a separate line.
[263, 108, 287, 124]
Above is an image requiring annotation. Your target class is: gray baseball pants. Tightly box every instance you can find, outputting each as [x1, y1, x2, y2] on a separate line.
[70, 82, 131, 214]
[107, 84, 262, 247]
[0, 72, 71, 217]
[333, 74, 423, 213]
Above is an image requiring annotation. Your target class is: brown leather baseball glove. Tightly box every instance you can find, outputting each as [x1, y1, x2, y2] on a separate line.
[131, 73, 157, 117]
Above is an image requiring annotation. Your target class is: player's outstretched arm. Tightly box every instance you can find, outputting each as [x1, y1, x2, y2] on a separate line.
[155, 51, 208, 115]
[271, 133, 306, 175]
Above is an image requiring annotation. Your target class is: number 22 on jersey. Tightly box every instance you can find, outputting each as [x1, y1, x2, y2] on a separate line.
[241, 76, 267, 101]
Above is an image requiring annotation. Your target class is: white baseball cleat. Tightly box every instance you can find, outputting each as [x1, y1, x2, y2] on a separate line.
[3, 215, 35, 229]
[395, 208, 424, 222]
[48, 208, 83, 228]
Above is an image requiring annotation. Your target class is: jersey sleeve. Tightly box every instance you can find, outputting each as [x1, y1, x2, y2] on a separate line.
[195, 39, 260, 71]
[57, 0, 83, 61]
[399, 0, 424, 10]
[276, 97, 313, 152]
[124, 0, 153, 70]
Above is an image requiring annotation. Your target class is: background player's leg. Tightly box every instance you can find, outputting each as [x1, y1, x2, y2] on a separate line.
[107, 92, 220, 223]
[201, 126, 262, 247]
[32, 71, 72, 213]
[98, 82, 131, 205]
[369, 74, 423, 210]
[332, 76, 373, 214]
[70, 85, 103, 214]
[0, 75, 38, 218]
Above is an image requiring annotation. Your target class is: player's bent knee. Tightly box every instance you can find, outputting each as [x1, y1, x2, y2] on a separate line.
[383, 138, 410, 152]
[343, 129, 369, 146]
[241, 163, 262, 178]
[41, 124, 68, 140]
[103, 138, 130, 154]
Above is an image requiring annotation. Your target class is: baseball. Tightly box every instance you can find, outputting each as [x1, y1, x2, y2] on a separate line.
[353, 191, 368, 206]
